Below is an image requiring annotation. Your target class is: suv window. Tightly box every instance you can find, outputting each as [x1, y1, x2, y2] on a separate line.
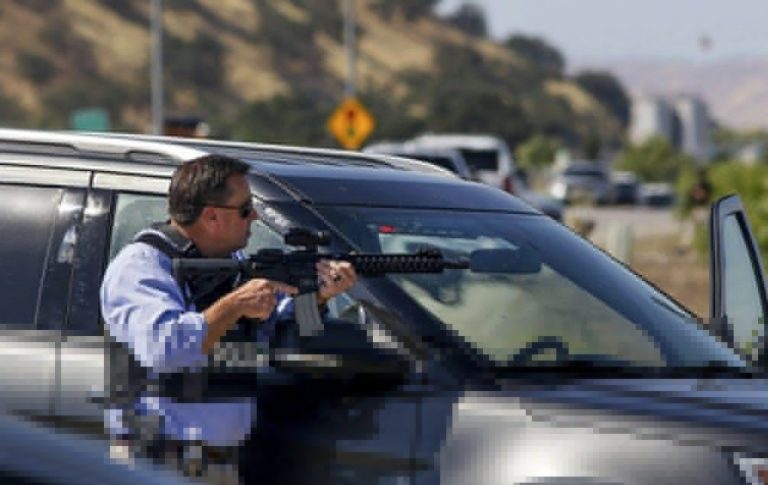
[108, 196, 363, 325]
[457, 149, 498, 171]
[109, 194, 168, 259]
[0, 185, 62, 328]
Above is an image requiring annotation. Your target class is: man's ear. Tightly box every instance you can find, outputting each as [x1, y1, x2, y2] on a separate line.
[200, 206, 218, 223]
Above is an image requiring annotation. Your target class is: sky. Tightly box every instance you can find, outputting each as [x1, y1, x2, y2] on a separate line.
[436, 0, 768, 65]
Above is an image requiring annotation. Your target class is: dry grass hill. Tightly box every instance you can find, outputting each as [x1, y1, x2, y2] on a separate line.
[0, 0, 621, 147]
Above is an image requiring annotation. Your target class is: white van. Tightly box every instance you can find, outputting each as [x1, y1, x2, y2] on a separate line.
[410, 134, 516, 191]
[409, 133, 563, 220]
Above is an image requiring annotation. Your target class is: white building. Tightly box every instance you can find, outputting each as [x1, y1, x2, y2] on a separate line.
[629, 94, 712, 161]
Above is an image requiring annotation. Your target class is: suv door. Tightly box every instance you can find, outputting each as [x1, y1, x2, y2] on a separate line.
[0, 165, 89, 416]
[243, 199, 423, 484]
[57, 173, 169, 427]
[710, 194, 768, 365]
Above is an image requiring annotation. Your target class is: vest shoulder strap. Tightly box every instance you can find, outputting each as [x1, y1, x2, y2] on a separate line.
[134, 231, 182, 260]
[132, 225, 198, 307]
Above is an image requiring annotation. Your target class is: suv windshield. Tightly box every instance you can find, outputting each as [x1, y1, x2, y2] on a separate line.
[318, 207, 743, 370]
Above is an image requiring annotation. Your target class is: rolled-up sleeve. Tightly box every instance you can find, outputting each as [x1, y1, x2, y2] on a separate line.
[101, 243, 208, 373]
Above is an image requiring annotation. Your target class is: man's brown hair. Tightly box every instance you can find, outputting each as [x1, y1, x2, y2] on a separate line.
[168, 154, 250, 225]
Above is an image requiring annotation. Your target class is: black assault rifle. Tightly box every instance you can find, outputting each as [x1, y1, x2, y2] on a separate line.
[173, 227, 469, 336]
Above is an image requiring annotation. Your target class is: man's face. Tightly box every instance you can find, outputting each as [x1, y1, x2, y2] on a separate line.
[210, 174, 257, 253]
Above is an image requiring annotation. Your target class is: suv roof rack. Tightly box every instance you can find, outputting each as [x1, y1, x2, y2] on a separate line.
[0, 128, 204, 164]
[79, 132, 455, 177]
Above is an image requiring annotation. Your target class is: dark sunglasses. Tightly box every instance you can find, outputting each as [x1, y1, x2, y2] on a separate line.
[205, 200, 255, 219]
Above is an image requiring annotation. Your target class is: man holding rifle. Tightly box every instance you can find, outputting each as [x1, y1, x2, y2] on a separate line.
[100, 155, 357, 483]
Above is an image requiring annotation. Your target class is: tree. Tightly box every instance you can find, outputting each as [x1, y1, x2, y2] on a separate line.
[705, 162, 768, 261]
[426, 86, 530, 147]
[515, 135, 559, 169]
[16, 51, 56, 85]
[0, 88, 26, 127]
[573, 71, 630, 128]
[615, 137, 695, 182]
[407, 42, 533, 145]
[504, 35, 564, 78]
[230, 93, 330, 146]
[166, 31, 225, 91]
[371, 0, 439, 20]
[445, 3, 487, 37]
[582, 131, 601, 160]
[358, 89, 426, 141]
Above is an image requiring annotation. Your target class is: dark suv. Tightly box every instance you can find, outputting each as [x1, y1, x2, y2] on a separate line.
[1, 128, 768, 484]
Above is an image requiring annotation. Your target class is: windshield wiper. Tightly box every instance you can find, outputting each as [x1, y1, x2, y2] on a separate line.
[499, 359, 653, 377]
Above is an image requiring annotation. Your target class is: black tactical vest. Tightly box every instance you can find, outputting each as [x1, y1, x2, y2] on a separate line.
[106, 223, 266, 415]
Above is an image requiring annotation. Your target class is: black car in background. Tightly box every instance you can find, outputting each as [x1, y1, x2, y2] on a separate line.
[0, 129, 767, 484]
[611, 170, 641, 205]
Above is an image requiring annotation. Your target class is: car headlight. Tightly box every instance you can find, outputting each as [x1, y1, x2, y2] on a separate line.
[734, 453, 768, 484]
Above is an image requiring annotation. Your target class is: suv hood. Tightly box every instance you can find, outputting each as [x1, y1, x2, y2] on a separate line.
[435, 378, 768, 485]
[505, 378, 768, 446]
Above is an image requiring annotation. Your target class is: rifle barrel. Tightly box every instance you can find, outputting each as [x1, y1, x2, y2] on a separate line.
[341, 252, 469, 274]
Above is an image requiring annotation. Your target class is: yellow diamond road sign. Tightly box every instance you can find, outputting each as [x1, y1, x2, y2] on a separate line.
[327, 97, 375, 150]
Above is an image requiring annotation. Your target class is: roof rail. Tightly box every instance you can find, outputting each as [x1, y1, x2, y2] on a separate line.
[0, 128, 204, 163]
[74, 132, 455, 177]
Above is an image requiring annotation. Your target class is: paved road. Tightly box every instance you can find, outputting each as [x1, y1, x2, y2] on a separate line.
[565, 206, 682, 240]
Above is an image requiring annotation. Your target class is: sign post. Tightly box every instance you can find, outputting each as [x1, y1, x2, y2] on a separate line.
[326, 97, 375, 150]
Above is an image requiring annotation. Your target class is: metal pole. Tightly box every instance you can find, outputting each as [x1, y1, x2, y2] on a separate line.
[150, 0, 164, 135]
[343, 0, 357, 98]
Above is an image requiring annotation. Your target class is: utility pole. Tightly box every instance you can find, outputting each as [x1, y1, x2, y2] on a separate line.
[150, 0, 164, 135]
[343, 0, 357, 98]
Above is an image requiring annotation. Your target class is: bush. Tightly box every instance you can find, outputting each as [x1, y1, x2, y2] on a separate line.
[101, 0, 145, 23]
[165, 32, 225, 91]
[11, 0, 59, 13]
[707, 162, 768, 261]
[679, 162, 768, 263]
[445, 3, 487, 37]
[0, 89, 27, 127]
[231, 93, 330, 146]
[255, 2, 316, 61]
[505, 35, 564, 78]
[371, 0, 439, 21]
[615, 137, 695, 182]
[40, 20, 98, 75]
[515, 134, 559, 169]
[38, 79, 131, 129]
[573, 71, 630, 128]
[17, 51, 56, 85]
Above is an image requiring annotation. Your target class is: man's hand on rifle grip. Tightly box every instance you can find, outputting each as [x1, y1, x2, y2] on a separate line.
[234, 279, 298, 320]
[316, 260, 357, 305]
